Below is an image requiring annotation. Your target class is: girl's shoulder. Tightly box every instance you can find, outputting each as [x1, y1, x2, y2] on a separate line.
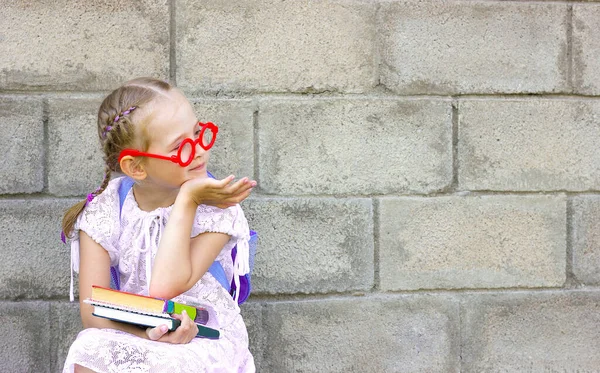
[85, 177, 123, 213]
[71, 177, 124, 270]
[75, 177, 123, 233]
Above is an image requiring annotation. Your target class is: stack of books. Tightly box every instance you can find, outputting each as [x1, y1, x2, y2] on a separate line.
[84, 285, 220, 339]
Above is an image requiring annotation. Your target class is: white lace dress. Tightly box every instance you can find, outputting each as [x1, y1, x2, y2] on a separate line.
[62, 177, 255, 373]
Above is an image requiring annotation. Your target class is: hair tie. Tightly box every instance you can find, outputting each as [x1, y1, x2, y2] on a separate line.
[85, 183, 104, 206]
[114, 106, 137, 123]
[103, 106, 137, 138]
[102, 126, 112, 138]
[85, 193, 95, 205]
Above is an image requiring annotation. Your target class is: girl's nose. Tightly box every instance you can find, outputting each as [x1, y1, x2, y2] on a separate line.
[194, 140, 208, 157]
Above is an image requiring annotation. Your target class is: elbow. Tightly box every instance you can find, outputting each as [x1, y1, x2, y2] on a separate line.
[148, 286, 173, 300]
[148, 282, 185, 300]
[149, 272, 194, 300]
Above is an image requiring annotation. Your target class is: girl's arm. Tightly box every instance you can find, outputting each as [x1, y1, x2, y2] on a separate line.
[149, 190, 230, 299]
[78, 231, 149, 339]
[149, 176, 254, 298]
[79, 232, 201, 344]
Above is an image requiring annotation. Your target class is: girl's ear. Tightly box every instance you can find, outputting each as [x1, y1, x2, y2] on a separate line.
[119, 156, 147, 181]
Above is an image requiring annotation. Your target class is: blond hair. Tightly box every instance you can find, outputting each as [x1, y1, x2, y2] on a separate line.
[61, 77, 172, 239]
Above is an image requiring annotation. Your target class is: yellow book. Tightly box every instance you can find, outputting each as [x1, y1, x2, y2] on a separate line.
[89, 285, 208, 325]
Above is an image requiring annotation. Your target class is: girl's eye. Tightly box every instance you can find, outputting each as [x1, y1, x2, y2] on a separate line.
[172, 144, 181, 152]
[194, 130, 201, 138]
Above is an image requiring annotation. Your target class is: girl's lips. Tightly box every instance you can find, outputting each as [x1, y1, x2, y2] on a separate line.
[190, 162, 205, 171]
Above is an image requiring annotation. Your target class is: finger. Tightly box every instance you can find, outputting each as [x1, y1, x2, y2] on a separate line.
[183, 312, 199, 341]
[171, 312, 183, 321]
[224, 177, 249, 195]
[215, 175, 235, 188]
[233, 179, 256, 196]
[216, 186, 254, 207]
[146, 325, 169, 341]
[200, 176, 230, 191]
[232, 187, 254, 204]
[172, 310, 193, 328]
[160, 318, 184, 344]
[177, 310, 196, 342]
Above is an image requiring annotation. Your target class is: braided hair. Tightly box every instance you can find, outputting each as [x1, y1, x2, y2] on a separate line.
[61, 78, 171, 240]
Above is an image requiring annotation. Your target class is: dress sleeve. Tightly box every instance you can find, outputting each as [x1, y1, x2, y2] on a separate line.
[191, 204, 251, 300]
[70, 178, 121, 274]
[191, 204, 250, 240]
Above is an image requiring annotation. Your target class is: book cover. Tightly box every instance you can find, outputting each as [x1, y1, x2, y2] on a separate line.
[86, 301, 221, 339]
[90, 285, 209, 325]
[92, 304, 181, 331]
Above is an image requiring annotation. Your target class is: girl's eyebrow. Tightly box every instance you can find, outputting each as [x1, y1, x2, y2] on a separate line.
[166, 134, 184, 149]
[165, 121, 198, 149]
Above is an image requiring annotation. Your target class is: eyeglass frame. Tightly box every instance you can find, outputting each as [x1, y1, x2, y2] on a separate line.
[117, 121, 219, 167]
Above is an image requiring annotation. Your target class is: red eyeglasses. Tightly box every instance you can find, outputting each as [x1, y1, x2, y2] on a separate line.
[118, 122, 218, 167]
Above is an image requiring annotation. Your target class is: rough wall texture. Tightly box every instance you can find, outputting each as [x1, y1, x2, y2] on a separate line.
[1, 1, 599, 372]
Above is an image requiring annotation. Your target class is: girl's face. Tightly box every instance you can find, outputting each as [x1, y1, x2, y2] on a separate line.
[141, 89, 210, 188]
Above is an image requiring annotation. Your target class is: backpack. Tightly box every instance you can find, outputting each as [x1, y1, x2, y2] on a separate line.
[112, 174, 257, 304]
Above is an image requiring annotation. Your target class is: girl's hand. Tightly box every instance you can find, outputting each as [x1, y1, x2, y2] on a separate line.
[180, 175, 256, 208]
[145, 310, 198, 344]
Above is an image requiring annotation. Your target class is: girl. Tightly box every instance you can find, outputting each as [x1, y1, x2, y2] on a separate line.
[61, 77, 256, 372]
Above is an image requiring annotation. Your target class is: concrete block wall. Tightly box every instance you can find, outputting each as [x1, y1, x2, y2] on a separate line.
[1, 0, 599, 372]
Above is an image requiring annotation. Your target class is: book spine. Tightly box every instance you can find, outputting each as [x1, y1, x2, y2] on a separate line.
[163, 301, 209, 325]
[164, 300, 174, 314]
[193, 308, 209, 325]
[172, 302, 199, 321]
[168, 318, 181, 332]
[196, 324, 220, 339]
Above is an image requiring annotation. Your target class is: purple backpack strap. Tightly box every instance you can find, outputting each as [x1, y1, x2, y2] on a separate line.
[229, 230, 257, 304]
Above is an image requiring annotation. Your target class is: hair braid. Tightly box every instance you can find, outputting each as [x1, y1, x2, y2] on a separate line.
[93, 165, 112, 198]
[61, 77, 172, 240]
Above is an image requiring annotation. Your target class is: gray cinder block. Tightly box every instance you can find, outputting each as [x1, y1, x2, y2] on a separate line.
[242, 197, 374, 294]
[0, 97, 44, 194]
[262, 295, 460, 373]
[379, 195, 566, 291]
[258, 98, 452, 195]
[0, 199, 75, 299]
[191, 99, 255, 180]
[0, 1, 169, 90]
[572, 196, 600, 285]
[379, 1, 568, 94]
[573, 4, 600, 95]
[176, 0, 377, 93]
[48, 98, 105, 197]
[458, 99, 600, 191]
[0, 301, 51, 373]
[50, 301, 83, 373]
[461, 290, 600, 372]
